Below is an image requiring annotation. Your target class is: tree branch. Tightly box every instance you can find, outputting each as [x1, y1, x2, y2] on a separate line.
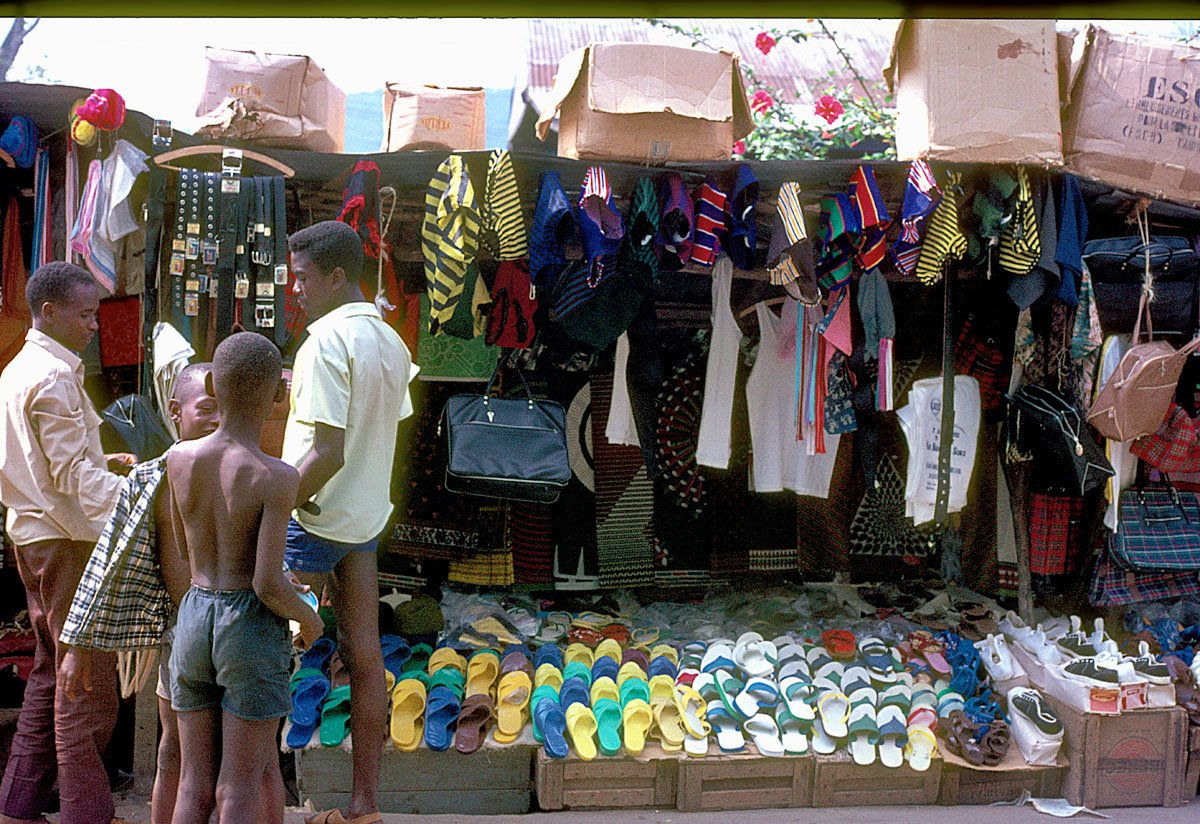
[815, 19, 880, 113]
[1, 18, 40, 82]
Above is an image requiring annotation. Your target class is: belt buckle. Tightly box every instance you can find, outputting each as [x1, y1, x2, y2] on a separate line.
[255, 303, 276, 328]
[221, 148, 243, 194]
[153, 119, 173, 150]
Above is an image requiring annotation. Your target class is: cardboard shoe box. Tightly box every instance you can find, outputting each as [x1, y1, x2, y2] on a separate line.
[1063, 25, 1200, 208]
[883, 19, 1063, 164]
[382, 83, 486, 152]
[535, 42, 754, 163]
[1046, 695, 1189, 808]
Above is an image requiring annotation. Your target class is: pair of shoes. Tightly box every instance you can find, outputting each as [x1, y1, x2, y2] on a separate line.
[1007, 686, 1063, 766]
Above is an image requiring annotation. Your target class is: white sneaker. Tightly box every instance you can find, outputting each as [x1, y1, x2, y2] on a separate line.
[976, 634, 1026, 682]
[999, 610, 1033, 643]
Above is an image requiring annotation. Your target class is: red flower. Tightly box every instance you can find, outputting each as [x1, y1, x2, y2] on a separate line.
[814, 95, 845, 125]
[756, 32, 776, 55]
[750, 90, 775, 115]
[732, 140, 746, 156]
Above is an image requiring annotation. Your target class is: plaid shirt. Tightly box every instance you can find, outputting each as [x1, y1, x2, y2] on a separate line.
[59, 456, 171, 650]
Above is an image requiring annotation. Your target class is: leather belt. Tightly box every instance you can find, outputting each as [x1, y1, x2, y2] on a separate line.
[141, 120, 172, 393]
[271, 175, 288, 350]
[934, 266, 955, 524]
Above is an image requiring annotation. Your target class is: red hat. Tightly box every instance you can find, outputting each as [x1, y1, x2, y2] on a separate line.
[77, 88, 126, 131]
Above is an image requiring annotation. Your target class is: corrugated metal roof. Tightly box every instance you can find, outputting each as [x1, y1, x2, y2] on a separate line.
[524, 18, 897, 107]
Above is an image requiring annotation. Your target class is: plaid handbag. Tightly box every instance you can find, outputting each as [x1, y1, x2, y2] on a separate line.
[1111, 485, 1200, 571]
[1132, 403, 1200, 473]
[1090, 540, 1200, 606]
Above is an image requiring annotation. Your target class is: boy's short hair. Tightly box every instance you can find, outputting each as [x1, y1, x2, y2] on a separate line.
[26, 262, 95, 313]
[288, 220, 363, 279]
[211, 333, 281, 414]
[172, 363, 212, 402]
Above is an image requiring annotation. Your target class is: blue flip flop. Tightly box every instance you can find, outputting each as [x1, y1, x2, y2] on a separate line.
[503, 643, 534, 661]
[534, 644, 564, 671]
[560, 677, 591, 711]
[380, 634, 411, 679]
[424, 685, 461, 752]
[289, 668, 331, 728]
[299, 637, 336, 674]
[592, 656, 619, 682]
[648, 657, 677, 679]
[534, 696, 570, 759]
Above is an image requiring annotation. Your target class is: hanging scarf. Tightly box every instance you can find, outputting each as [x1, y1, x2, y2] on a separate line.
[421, 155, 480, 334]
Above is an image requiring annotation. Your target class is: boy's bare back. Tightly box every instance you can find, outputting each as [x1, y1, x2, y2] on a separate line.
[167, 436, 298, 591]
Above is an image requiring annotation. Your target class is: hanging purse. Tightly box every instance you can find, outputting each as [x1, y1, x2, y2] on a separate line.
[102, 394, 173, 461]
[440, 364, 570, 503]
[1110, 485, 1200, 572]
[1089, 539, 1200, 607]
[1084, 233, 1198, 335]
[1132, 403, 1200, 473]
[1005, 384, 1114, 495]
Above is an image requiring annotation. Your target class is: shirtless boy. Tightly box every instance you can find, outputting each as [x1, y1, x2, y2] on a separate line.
[165, 333, 323, 824]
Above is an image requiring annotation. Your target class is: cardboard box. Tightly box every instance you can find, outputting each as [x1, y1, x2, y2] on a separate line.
[1009, 643, 1123, 715]
[535, 42, 753, 163]
[883, 19, 1063, 164]
[535, 746, 678, 810]
[1063, 25, 1200, 207]
[1046, 696, 1189, 808]
[383, 84, 486, 152]
[812, 751, 941, 806]
[676, 751, 812, 811]
[938, 743, 1066, 805]
[197, 47, 346, 153]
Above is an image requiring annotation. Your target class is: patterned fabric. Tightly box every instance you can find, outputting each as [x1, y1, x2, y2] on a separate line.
[997, 168, 1040, 277]
[417, 293, 497, 380]
[1132, 404, 1200, 473]
[578, 166, 624, 271]
[690, 179, 728, 267]
[954, 317, 1009, 412]
[60, 457, 171, 650]
[849, 165, 891, 270]
[655, 345, 707, 511]
[479, 150, 528, 261]
[1090, 540, 1200, 606]
[448, 549, 514, 586]
[486, 259, 537, 349]
[824, 352, 857, 434]
[848, 453, 939, 558]
[421, 156, 480, 334]
[819, 193, 860, 242]
[1029, 493, 1085, 576]
[510, 501, 554, 584]
[656, 172, 694, 271]
[775, 182, 807, 247]
[915, 172, 967, 285]
[1112, 488, 1200, 570]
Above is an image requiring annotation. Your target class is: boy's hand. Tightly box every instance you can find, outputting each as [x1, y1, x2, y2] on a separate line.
[285, 570, 311, 596]
[60, 647, 92, 702]
[106, 453, 138, 475]
[297, 611, 324, 650]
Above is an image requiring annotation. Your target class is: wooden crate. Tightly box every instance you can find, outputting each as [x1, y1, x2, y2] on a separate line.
[938, 762, 1065, 805]
[812, 751, 942, 807]
[296, 745, 533, 815]
[1185, 726, 1200, 804]
[676, 752, 812, 811]
[535, 746, 678, 810]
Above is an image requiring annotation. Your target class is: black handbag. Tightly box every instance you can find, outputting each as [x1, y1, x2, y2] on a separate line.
[1004, 385, 1114, 495]
[1084, 235, 1199, 335]
[441, 366, 570, 503]
[101, 394, 173, 461]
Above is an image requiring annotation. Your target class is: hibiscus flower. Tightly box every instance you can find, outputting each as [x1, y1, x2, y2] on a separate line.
[732, 140, 746, 156]
[814, 95, 845, 125]
[750, 90, 775, 115]
[755, 32, 776, 55]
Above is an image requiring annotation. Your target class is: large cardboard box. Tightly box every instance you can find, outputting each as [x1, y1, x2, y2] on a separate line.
[196, 47, 346, 153]
[1046, 696, 1189, 808]
[535, 42, 753, 163]
[382, 83, 486, 152]
[883, 19, 1063, 164]
[1063, 25, 1200, 207]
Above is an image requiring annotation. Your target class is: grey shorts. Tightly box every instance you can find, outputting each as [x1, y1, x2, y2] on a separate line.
[156, 622, 175, 702]
[170, 585, 291, 721]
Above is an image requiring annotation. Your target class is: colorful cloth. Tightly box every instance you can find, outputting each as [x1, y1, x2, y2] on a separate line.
[1132, 404, 1200, 473]
[891, 160, 940, 276]
[723, 164, 759, 270]
[656, 172, 694, 270]
[578, 166, 624, 272]
[997, 168, 1041, 278]
[480, 149, 529, 261]
[690, 178, 728, 267]
[530, 170, 575, 292]
[1029, 493, 1085, 576]
[849, 165, 891, 270]
[915, 172, 967, 286]
[421, 155, 481, 334]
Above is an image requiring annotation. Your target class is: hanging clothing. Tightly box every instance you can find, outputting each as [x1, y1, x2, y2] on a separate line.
[479, 149, 529, 261]
[746, 301, 840, 497]
[0, 196, 30, 371]
[696, 257, 743, 469]
[897, 376, 981, 525]
[421, 156, 480, 334]
[152, 322, 195, 441]
[1055, 174, 1089, 306]
[605, 332, 639, 448]
[1096, 334, 1136, 531]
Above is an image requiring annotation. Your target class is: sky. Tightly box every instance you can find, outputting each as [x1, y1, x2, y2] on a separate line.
[3, 17, 1197, 138]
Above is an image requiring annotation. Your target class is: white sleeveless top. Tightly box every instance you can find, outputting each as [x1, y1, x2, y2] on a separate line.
[696, 257, 743, 468]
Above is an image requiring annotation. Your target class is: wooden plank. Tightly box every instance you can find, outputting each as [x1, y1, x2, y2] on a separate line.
[535, 750, 678, 811]
[301, 789, 531, 816]
[677, 754, 812, 811]
[297, 746, 533, 794]
[812, 753, 942, 807]
[534, 756, 564, 811]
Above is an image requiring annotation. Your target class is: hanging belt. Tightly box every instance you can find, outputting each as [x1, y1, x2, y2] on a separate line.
[934, 265, 956, 524]
[233, 180, 252, 329]
[251, 176, 275, 339]
[212, 152, 241, 348]
[271, 175, 288, 351]
[142, 119, 171, 393]
[179, 168, 201, 343]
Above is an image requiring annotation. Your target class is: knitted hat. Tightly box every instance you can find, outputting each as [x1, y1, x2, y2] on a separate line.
[77, 88, 126, 131]
[394, 593, 444, 637]
[0, 116, 37, 168]
[69, 99, 97, 147]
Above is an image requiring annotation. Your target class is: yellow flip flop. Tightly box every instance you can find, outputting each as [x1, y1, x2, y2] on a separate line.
[594, 638, 623, 664]
[622, 698, 653, 756]
[673, 683, 711, 740]
[617, 661, 648, 688]
[428, 647, 467, 676]
[590, 676, 619, 705]
[565, 703, 599, 760]
[389, 679, 426, 753]
[465, 650, 500, 698]
[534, 663, 563, 691]
[564, 643, 594, 668]
[650, 644, 680, 666]
[652, 699, 686, 753]
[495, 671, 532, 742]
[649, 675, 676, 707]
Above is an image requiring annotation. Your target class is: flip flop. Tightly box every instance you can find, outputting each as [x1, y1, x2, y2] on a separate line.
[622, 698, 654, 755]
[817, 691, 850, 738]
[562, 660, 593, 686]
[390, 679, 426, 752]
[681, 640, 707, 657]
[777, 644, 808, 667]
[455, 694, 494, 754]
[777, 659, 811, 682]
[652, 698, 687, 753]
[565, 702, 599, 760]
[534, 695, 570, 759]
[651, 644, 679, 666]
[429, 646, 467, 676]
[776, 705, 811, 755]
[744, 713, 785, 757]
[380, 635, 411, 678]
[806, 645, 835, 671]
[706, 700, 746, 753]
[692, 671, 718, 702]
[905, 725, 938, 771]
[649, 674, 676, 707]
[620, 677, 650, 707]
[907, 704, 938, 731]
[398, 670, 430, 689]
[290, 667, 331, 728]
[530, 685, 560, 744]
[779, 676, 816, 721]
[617, 661, 648, 687]
[821, 629, 857, 661]
[674, 683, 710, 739]
[648, 657, 677, 679]
[815, 660, 845, 682]
[734, 676, 780, 719]
[591, 676, 619, 705]
[500, 650, 533, 677]
[560, 677, 591, 710]
[423, 684, 461, 752]
[811, 715, 838, 754]
[535, 611, 571, 645]
[908, 631, 951, 676]
[701, 643, 737, 674]
[304, 811, 384, 824]
[428, 667, 466, 698]
[564, 643, 594, 668]
[848, 704, 880, 765]
[465, 649, 501, 698]
[320, 685, 353, 747]
[534, 644, 564, 671]
[715, 670, 747, 720]
[591, 656, 619, 682]
[535, 663, 564, 691]
[733, 634, 778, 678]
[299, 637, 337, 674]
[877, 704, 909, 768]
[621, 648, 650, 671]
[675, 668, 699, 687]
[840, 666, 874, 698]
[594, 638, 623, 664]
[402, 643, 432, 674]
[495, 671, 532, 742]
[593, 697, 624, 757]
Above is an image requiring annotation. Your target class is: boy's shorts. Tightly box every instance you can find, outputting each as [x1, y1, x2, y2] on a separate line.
[170, 585, 291, 721]
[156, 623, 175, 702]
[284, 517, 379, 575]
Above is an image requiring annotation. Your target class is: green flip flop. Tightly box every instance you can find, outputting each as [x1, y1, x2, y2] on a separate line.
[428, 667, 466, 698]
[592, 697, 624, 757]
[619, 677, 650, 707]
[319, 684, 352, 747]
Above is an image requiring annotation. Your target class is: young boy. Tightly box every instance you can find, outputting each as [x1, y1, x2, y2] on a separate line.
[166, 333, 322, 824]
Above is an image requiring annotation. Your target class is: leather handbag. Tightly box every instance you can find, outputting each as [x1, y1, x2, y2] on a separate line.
[1005, 384, 1114, 496]
[1110, 485, 1200, 572]
[441, 366, 570, 503]
[101, 394, 173, 461]
[1084, 233, 1198, 335]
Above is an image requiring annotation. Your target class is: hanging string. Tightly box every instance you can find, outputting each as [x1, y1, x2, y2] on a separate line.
[374, 185, 397, 316]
